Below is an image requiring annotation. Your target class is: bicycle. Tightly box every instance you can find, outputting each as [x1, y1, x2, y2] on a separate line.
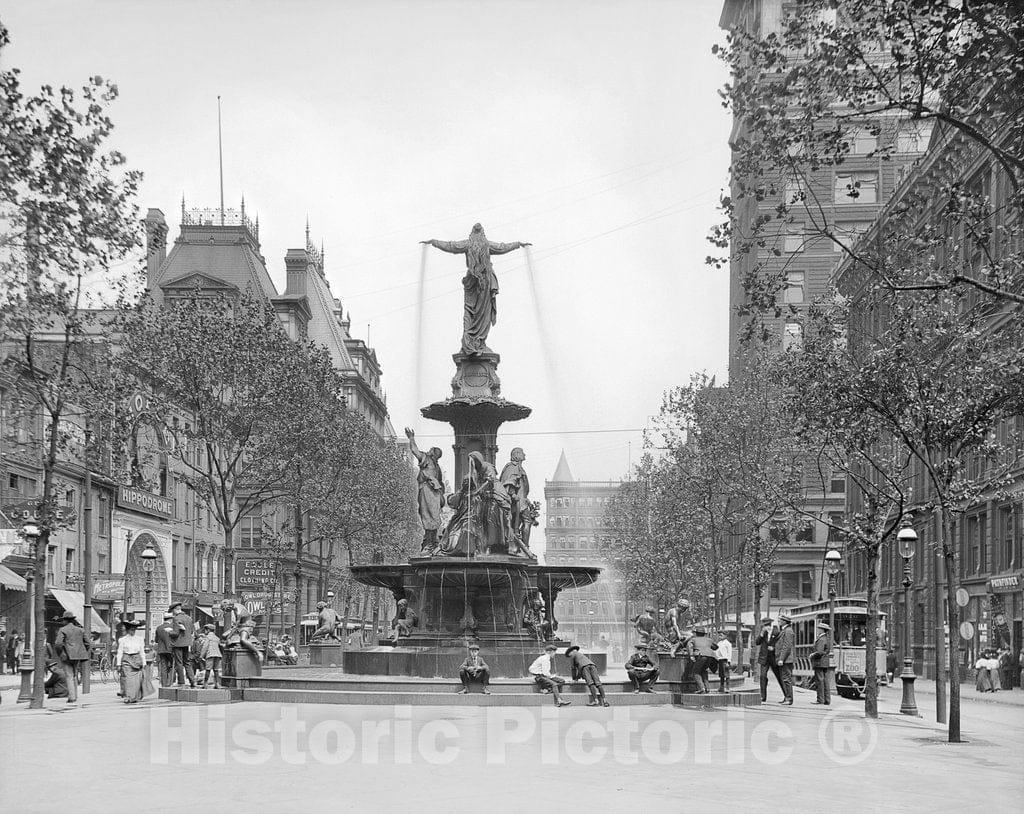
[90, 653, 115, 683]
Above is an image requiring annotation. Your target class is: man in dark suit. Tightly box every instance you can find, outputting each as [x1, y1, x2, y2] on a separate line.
[153, 612, 179, 687]
[811, 622, 833, 705]
[775, 614, 796, 705]
[755, 617, 782, 702]
[54, 610, 90, 703]
[169, 602, 197, 688]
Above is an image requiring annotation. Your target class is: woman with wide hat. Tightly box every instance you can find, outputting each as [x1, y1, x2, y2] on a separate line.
[116, 619, 149, 703]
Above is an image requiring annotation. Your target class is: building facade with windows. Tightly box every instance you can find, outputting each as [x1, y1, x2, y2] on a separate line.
[835, 104, 1024, 680]
[0, 202, 397, 643]
[543, 452, 629, 661]
[719, 0, 932, 617]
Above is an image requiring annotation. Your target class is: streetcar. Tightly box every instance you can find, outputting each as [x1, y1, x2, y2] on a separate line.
[788, 598, 888, 699]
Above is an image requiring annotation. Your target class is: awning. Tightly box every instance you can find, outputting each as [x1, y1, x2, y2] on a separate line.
[48, 588, 111, 634]
[195, 606, 215, 618]
[0, 564, 27, 591]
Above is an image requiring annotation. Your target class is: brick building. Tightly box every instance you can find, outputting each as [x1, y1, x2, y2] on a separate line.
[542, 451, 630, 660]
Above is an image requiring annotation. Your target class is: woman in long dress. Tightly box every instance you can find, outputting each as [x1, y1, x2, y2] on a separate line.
[116, 619, 147, 703]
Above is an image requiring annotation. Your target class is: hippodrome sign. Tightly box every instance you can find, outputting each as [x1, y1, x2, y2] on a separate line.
[116, 485, 173, 519]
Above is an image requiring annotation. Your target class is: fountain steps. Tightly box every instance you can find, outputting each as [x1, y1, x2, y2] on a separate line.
[159, 675, 760, 708]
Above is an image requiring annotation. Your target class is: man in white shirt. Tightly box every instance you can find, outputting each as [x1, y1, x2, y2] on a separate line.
[714, 632, 733, 693]
[528, 643, 571, 706]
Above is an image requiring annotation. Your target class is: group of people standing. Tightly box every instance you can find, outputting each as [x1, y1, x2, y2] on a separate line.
[974, 647, 1017, 693]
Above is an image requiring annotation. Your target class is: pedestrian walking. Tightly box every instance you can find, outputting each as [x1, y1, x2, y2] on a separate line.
[199, 624, 222, 689]
[153, 613, 178, 687]
[625, 642, 660, 693]
[457, 643, 491, 694]
[886, 648, 898, 683]
[54, 610, 90, 704]
[4, 629, 20, 673]
[811, 622, 832, 705]
[529, 643, 571, 706]
[116, 620, 150, 703]
[714, 631, 733, 693]
[775, 614, 795, 705]
[566, 644, 608, 706]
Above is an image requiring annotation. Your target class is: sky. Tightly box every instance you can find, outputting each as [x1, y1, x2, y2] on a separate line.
[1, 0, 733, 548]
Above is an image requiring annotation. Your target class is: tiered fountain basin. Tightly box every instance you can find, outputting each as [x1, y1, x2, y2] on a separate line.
[311, 556, 603, 678]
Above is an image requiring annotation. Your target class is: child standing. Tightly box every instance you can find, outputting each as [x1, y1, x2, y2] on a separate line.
[199, 624, 223, 689]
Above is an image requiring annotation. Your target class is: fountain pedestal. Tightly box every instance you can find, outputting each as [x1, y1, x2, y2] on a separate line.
[421, 352, 530, 487]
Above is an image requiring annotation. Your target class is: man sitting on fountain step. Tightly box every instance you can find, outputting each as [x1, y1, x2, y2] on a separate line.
[529, 643, 571, 706]
[625, 643, 660, 693]
[457, 643, 491, 694]
[566, 644, 609, 707]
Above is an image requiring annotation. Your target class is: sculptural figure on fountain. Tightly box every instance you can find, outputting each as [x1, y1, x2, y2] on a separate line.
[421, 223, 530, 355]
[500, 447, 537, 559]
[405, 428, 445, 554]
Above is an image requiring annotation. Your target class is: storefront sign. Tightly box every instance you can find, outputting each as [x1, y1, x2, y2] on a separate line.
[1, 499, 77, 527]
[91, 577, 125, 601]
[987, 573, 1022, 593]
[116, 485, 173, 519]
[234, 556, 275, 590]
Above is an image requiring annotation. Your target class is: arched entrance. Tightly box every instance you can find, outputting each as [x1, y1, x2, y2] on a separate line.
[125, 532, 170, 613]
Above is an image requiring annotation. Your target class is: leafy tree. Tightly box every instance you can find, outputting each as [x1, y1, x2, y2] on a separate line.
[119, 290, 347, 594]
[304, 411, 418, 644]
[789, 283, 1024, 739]
[0, 22, 141, 708]
[773, 299, 917, 718]
[713, 0, 1024, 319]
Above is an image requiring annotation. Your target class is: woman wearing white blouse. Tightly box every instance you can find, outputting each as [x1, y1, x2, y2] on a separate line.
[116, 620, 147, 703]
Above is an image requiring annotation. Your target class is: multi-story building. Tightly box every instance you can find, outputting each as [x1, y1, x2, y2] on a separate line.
[543, 451, 629, 660]
[718, 0, 931, 616]
[0, 201, 396, 644]
[836, 105, 1023, 680]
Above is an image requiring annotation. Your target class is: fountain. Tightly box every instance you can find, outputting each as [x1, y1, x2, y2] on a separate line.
[334, 223, 603, 677]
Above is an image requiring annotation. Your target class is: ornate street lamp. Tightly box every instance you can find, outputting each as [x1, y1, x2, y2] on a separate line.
[825, 549, 842, 691]
[897, 523, 919, 716]
[141, 543, 158, 646]
[707, 591, 717, 630]
[17, 521, 41, 703]
[326, 590, 335, 607]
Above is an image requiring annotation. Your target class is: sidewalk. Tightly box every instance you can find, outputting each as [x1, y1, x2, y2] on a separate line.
[892, 679, 1024, 707]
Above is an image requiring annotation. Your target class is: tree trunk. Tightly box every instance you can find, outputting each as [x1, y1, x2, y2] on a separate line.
[934, 512, 949, 725]
[752, 580, 763, 679]
[864, 546, 879, 719]
[339, 589, 352, 652]
[31, 409, 63, 708]
[942, 511, 962, 743]
[224, 525, 235, 596]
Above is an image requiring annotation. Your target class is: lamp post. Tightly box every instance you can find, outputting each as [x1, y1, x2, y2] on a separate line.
[897, 523, 919, 716]
[120, 529, 134, 636]
[141, 543, 158, 646]
[825, 549, 842, 692]
[16, 521, 41, 703]
[707, 591, 717, 631]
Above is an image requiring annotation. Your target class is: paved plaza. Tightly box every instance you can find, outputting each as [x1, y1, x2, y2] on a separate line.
[2, 679, 1021, 814]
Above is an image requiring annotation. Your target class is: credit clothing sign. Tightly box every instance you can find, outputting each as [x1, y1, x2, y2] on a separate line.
[116, 485, 173, 519]
[235, 555, 275, 590]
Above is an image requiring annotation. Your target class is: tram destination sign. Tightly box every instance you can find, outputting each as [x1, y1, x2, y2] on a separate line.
[116, 485, 173, 520]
